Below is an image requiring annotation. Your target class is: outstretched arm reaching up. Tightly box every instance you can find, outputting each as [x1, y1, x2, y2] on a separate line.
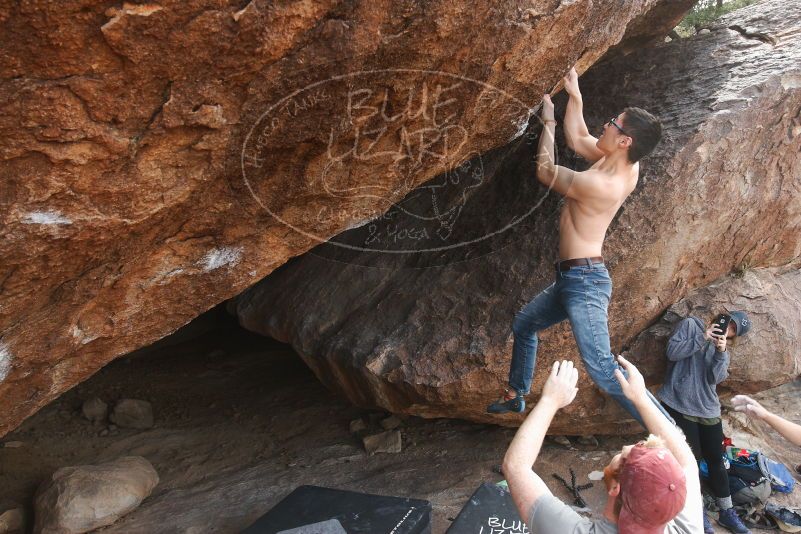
[536, 94, 581, 197]
[615, 355, 696, 470]
[503, 360, 580, 523]
[536, 94, 571, 192]
[562, 67, 605, 163]
[536, 94, 612, 202]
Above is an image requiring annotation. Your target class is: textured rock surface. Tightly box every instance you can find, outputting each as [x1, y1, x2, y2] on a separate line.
[235, 0, 801, 434]
[0, 0, 691, 436]
[33, 456, 158, 534]
[603, 0, 696, 56]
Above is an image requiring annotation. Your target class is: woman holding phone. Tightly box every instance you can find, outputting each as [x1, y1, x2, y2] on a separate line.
[657, 310, 752, 534]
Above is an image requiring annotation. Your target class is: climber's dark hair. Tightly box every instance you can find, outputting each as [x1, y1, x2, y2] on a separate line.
[622, 107, 662, 163]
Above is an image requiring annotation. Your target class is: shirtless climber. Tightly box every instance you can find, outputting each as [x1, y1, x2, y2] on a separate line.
[487, 67, 669, 428]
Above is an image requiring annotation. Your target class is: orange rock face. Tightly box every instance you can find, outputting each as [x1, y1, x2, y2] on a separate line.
[0, 1, 693, 436]
[234, 0, 801, 434]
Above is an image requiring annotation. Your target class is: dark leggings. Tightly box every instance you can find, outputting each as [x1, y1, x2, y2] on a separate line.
[663, 403, 730, 499]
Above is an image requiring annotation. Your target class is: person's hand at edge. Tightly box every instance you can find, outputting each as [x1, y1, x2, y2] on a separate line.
[563, 67, 580, 97]
[542, 94, 555, 123]
[732, 394, 769, 420]
[613, 354, 648, 402]
[710, 332, 727, 352]
[705, 326, 722, 342]
[540, 360, 579, 410]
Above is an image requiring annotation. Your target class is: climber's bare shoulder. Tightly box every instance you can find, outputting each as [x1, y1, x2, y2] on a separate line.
[559, 158, 638, 204]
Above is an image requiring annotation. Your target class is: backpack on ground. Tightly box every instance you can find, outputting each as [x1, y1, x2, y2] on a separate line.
[758, 453, 796, 494]
[700, 453, 772, 507]
[727, 446, 796, 494]
[728, 470, 772, 506]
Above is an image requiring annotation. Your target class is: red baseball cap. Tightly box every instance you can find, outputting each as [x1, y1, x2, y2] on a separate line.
[618, 444, 687, 533]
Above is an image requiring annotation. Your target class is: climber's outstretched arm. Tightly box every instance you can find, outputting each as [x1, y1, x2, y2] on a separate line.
[562, 67, 605, 163]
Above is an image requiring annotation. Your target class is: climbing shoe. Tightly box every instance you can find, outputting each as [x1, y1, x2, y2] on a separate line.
[718, 507, 752, 534]
[486, 390, 525, 414]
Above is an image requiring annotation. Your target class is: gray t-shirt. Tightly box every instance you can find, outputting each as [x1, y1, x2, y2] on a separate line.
[527, 468, 704, 534]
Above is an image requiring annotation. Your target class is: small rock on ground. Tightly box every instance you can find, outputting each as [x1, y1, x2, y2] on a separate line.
[34, 456, 159, 534]
[349, 418, 366, 433]
[110, 399, 153, 429]
[577, 435, 598, 447]
[0, 504, 25, 534]
[362, 430, 402, 455]
[588, 470, 605, 481]
[379, 415, 402, 430]
[551, 435, 572, 448]
[81, 397, 108, 424]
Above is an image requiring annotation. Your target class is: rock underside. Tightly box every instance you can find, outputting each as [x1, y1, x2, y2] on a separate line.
[234, 0, 801, 433]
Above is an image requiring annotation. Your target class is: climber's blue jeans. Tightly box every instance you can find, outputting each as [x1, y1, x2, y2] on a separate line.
[508, 262, 672, 428]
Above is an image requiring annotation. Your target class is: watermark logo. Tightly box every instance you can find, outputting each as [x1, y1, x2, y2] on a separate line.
[241, 68, 557, 264]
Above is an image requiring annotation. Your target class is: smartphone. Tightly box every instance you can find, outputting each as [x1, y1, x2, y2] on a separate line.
[712, 314, 731, 336]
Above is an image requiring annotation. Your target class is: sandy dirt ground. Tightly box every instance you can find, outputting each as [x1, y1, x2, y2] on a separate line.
[1, 319, 799, 533]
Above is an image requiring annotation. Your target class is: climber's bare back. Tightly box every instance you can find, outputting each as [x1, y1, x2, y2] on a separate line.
[558, 157, 639, 260]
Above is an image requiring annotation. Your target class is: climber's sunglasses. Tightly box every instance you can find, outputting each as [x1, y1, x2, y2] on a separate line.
[607, 117, 631, 137]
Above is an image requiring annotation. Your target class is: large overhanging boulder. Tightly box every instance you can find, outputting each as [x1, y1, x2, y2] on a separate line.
[234, 0, 801, 434]
[0, 1, 694, 436]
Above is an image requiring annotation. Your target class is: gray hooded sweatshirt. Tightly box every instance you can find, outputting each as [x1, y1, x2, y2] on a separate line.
[657, 316, 730, 418]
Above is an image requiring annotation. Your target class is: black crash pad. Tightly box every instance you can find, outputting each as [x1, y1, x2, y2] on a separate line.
[445, 483, 527, 534]
[242, 485, 432, 534]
